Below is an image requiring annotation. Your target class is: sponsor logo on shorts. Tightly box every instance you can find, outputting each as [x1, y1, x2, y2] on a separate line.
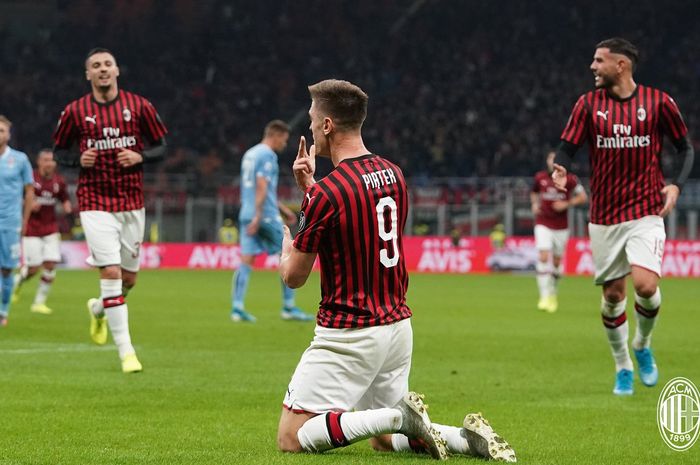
[657, 377, 700, 451]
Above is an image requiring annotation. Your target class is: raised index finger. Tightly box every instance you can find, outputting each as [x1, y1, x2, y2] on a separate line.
[297, 136, 307, 159]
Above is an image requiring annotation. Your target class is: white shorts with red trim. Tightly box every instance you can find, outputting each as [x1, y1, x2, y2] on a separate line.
[589, 215, 665, 285]
[534, 224, 569, 256]
[80, 209, 145, 272]
[22, 233, 61, 267]
[283, 318, 412, 414]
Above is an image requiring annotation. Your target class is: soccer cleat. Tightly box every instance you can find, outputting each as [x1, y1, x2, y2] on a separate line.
[546, 295, 558, 313]
[121, 353, 143, 373]
[87, 298, 108, 345]
[634, 348, 658, 387]
[463, 413, 517, 462]
[537, 297, 548, 311]
[30, 303, 53, 315]
[0, 314, 7, 327]
[613, 369, 634, 395]
[394, 392, 448, 460]
[281, 306, 314, 322]
[230, 308, 257, 323]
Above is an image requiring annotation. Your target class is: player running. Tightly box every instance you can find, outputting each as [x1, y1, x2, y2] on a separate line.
[53, 48, 168, 373]
[553, 38, 695, 395]
[530, 151, 587, 312]
[12, 149, 72, 314]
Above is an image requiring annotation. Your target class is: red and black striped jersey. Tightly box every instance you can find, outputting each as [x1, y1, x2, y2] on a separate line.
[25, 171, 69, 237]
[532, 171, 581, 230]
[560, 85, 687, 225]
[293, 154, 412, 329]
[53, 90, 167, 212]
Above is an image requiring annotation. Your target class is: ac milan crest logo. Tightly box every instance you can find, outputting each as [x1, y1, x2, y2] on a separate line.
[123, 108, 132, 122]
[657, 377, 700, 451]
[637, 107, 647, 121]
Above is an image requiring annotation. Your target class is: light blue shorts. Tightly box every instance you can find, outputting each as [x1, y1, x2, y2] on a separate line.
[0, 229, 21, 269]
[239, 217, 284, 256]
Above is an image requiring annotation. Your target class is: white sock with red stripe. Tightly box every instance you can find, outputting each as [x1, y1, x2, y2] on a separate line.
[536, 261, 551, 298]
[101, 279, 135, 359]
[297, 409, 401, 452]
[391, 423, 469, 455]
[601, 297, 633, 372]
[632, 288, 661, 350]
[33, 269, 56, 305]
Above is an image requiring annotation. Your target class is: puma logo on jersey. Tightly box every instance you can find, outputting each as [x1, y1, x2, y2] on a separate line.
[85, 115, 97, 124]
[596, 110, 608, 120]
[306, 193, 316, 202]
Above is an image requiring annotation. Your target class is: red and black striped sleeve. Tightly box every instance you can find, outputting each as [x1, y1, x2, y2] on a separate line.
[659, 93, 688, 141]
[560, 94, 590, 146]
[53, 103, 78, 149]
[139, 98, 168, 142]
[293, 184, 335, 253]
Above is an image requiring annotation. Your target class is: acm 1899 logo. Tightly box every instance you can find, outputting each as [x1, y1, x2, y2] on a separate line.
[657, 377, 700, 451]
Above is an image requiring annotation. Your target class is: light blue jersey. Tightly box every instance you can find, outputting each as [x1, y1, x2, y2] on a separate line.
[0, 146, 33, 231]
[239, 143, 279, 223]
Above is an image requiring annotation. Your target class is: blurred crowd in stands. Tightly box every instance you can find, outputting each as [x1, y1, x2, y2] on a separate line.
[2, 0, 699, 196]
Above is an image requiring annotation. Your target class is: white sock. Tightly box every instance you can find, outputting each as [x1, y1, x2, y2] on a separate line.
[632, 288, 661, 350]
[100, 279, 135, 359]
[33, 269, 56, 305]
[297, 409, 401, 452]
[601, 297, 633, 372]
[536, 261, 551, 298]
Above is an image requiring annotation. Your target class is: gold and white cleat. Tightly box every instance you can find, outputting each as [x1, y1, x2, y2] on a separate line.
[87, 298, 108, 345]
[463, 413, 517, 462]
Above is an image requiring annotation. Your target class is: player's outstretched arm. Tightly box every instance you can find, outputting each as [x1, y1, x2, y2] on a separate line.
[279, 225, 316, 289]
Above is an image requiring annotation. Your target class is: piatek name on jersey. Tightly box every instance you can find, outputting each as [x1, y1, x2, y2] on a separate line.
[86, 127, 137, 151]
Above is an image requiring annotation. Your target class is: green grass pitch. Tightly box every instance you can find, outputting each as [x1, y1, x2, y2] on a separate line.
[1, 270, 699, 464]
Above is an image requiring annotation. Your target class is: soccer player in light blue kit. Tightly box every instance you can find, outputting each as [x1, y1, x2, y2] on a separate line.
[231, 120, 313, 322]
[0, 115, 35, 327]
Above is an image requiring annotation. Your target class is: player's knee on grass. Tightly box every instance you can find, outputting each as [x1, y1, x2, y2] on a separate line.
[369, 434, 393, 452]
[277, 428, 303, 452]
[100, 265, 122, 280]
[277, 409, 311, 453]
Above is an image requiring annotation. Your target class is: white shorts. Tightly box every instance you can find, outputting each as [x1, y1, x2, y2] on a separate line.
[534, 224, 569, 256]
[283, 318, 412, 414]
[22, 233, 61, 267]
[589, 215, 665, 285]
[80, 209, 145, 272]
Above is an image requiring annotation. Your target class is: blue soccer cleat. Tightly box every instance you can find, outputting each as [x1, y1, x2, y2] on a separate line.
[230, 308, 257, 323]
[613, 369, 634, 396]
[634, 348, 658, 387]
[281, 306, 314, 322]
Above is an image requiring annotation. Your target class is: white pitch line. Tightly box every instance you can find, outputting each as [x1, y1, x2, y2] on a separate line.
[0, 343, 115, 354]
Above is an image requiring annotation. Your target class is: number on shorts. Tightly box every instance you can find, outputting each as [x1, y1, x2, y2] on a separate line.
[376, 196, 399, 268]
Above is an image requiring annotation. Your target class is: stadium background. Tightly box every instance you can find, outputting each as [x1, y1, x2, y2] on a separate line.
[2, 0, 700, 245]
[1, 2, 700, 464]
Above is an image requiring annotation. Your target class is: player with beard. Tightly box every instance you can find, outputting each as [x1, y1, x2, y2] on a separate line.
[553, 38, 694, 395]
